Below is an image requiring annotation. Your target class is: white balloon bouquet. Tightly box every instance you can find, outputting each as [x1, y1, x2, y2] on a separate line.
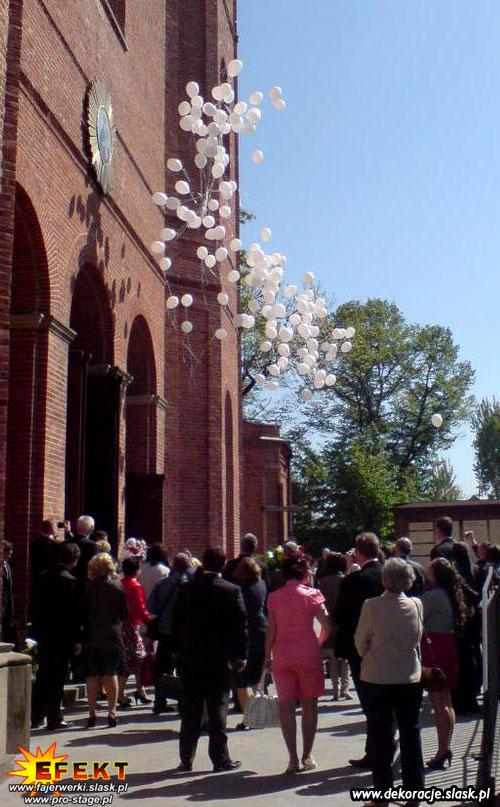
[150, 59, 355, 401]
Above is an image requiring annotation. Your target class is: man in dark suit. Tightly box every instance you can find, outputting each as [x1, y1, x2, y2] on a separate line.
[66, 515, 96, 585]
[334, 532, 384, 768]
[172, 545, 248, 773]
[430, 515, 473, 583]
[223, 533, 269, 588]
[31, 542, 82, 730]
[394, 537, 425, 596]
[1, 541, 16, 646]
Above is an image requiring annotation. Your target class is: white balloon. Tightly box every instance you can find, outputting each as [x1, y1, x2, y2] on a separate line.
[179, 115, 193, 132]
[194, 153, 207, 169]
[227, 270, 240, 283]
[161, 228, 176, 241]
[181, 294, 193, 307]
[268, 364, 280, 377]
[215, 247, 228, 262]
[248, 299, 260, 314]
[289, 313, 301, 326]
[217, 292, 229, 306]
[260, 341, 272, 353]
[166, 295, 179, 309]
[197, 246, 209, 260]
[269, 86, 283, 100]
[242, 315, 255, 329]
[219, 205, 232, 219]
[181, 320, 193, 334]
[431, 413, 443, 428]
[205, 255, 216, 268]
[307, 338, 319, 352]
[203, 215, 215, 228]
[297, 347, 308, 360]
[265, 325, 278, 339]
[152, 192, 168, 205]
[300, 389, 313, 402]
[272, 303, 286, 319]
[260, 227, 272, 242]
[251, 150, 264, 165]
[234, 101, 248, 115]
[167, 158, 183, 172]
[278, 326, 293, 343]
[178, 101, 191, 116]
[261, 305, 273, 319]
[277, 343, 291, 357]
[203, 102, 217, 117]
[249, 91, 264, 105]
[230, 238, 242, 252]
[186, 81, 199, 98]
[247, 107, 262, 124]
[341, 341, 352, 353]
[304, 354, 316, 368]
[151, 241, 165, 254]
[345, 326, 356, 339]
[273, 99, 287, 111]
[302, 271, 315, 286]
[227, 59, 243, 78]
[214, 225, 226, 240]
[284, 284, 297, 298]
[215, 328, 228, 340]
[212, 162, 225, 179]
[175, 180, 190, 195]
[160, 257, 171, 271]
[263, 290, 275, 305]
[297, 363, 310, 376]
[208, 199, 219, 211]
[254, 373, 265, 386]
[166, 197, 180, 210]
[212, 85, 224, 101]
[325, 374, 337, 387]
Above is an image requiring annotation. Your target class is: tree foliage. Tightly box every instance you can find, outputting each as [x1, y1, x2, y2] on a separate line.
[472, 398, 500, 499]
[423, 459, 463, 502]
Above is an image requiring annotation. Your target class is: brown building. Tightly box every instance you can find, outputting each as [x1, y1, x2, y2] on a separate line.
[0, 0, 291, 629]
[393, 499, 500, 567]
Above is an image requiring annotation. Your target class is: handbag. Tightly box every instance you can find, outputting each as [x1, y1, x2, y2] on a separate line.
[412, 600, 448, 692]
[244, 670, 280, 729]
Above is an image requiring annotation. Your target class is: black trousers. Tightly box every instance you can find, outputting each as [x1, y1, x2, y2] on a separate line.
[32, 641, 71, 726]
[362, 681, 424, 793]
[348, 653, 370, 757]
[154, 634, 176, 711]
[179, 668, 231, 768]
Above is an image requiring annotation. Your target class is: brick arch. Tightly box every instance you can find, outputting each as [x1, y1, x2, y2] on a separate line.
[127, 315, 157, 396]
[11, 183, 50, 313]
[70, 262, 114, 365]
[224, 390, 235, 557]
[5, 185, 51, 625]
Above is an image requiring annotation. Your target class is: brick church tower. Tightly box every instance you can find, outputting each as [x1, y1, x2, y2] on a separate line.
[0, 0, 243, 627]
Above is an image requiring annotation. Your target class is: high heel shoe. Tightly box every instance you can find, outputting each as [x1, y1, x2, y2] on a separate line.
[85, 715, 96, 729]
[133, 690, 152, 705]
[427, 750, 452, 770]
[117, 697, 132, 709]
[107, 714, 117, 728]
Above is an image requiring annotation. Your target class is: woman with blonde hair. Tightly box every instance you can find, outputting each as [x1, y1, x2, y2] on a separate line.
[77, 553, 127, 728]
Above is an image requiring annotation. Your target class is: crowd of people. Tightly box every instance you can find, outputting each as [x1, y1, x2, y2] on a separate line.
[0, 514, 498, 805]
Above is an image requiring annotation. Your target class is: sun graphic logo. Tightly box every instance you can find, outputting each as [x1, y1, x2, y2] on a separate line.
[8, 743, 68, 796]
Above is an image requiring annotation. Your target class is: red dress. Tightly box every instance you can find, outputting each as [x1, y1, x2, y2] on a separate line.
[268, 579, 325, 702]
[121, 576, 152, 676]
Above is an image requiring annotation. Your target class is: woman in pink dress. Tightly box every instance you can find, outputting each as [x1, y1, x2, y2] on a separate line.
[265, 554, 331, 773]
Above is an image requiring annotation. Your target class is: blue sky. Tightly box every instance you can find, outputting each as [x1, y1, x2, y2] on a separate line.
[238, 0, 500, 496]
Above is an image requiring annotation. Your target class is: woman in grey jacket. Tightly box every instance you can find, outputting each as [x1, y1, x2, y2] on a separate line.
[355, 558, 424, 807]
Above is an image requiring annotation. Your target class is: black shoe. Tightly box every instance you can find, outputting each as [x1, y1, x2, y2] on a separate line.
[46, 720, 72, 731]
[235, 722, 250, 731]
[117, 698, 132, 709]
[107, 714, 117, 728]
[427, 750, 452, 770]
[213, 760, 241, 772]
[348, 755, 371, 768]
[85, 716, 96, 729]
[175, 762, 192, 773]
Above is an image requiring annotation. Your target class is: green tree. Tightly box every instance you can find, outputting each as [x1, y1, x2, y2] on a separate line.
[423, 459, 463, 502]
[472, 398, 500, 498]
[307, 299, 474, 482]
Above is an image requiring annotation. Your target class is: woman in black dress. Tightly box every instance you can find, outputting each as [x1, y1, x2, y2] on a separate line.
[232, 557, 268, 730]
[78, 553, 127, 728]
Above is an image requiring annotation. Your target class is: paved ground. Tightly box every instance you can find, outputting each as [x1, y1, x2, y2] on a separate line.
[0, 683, 483, 807]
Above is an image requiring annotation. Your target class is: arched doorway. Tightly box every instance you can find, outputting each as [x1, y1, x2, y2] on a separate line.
[125, 316, 163, 542]
[65, 263, 119, 547]
[225, 392, 235, 557]
[5, 186, 50, 614]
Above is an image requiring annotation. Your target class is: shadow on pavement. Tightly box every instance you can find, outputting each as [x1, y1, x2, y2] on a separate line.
[64, 729, 178, 748]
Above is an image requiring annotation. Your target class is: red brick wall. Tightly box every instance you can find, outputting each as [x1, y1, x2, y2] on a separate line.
[0, 0, 245, 624]
[242, 420, 292, 552]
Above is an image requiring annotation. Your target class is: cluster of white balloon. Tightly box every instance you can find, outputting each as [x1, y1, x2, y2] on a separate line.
[149, 58, 356, 400]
